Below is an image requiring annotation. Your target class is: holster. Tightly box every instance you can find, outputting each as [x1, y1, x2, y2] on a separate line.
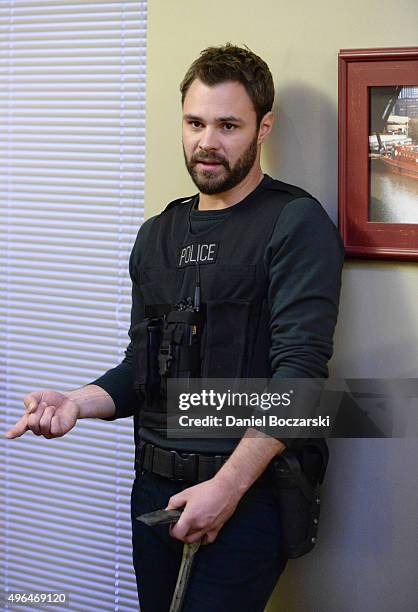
[268, 441, 328, 558]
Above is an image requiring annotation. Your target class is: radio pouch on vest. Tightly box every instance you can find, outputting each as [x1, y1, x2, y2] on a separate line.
[132, 306, 203, 407]
[269, 442, 328, 558]
[158, 309, 202, 394]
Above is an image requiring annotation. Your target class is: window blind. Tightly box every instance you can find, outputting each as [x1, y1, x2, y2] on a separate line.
[0, 2, 146, 610]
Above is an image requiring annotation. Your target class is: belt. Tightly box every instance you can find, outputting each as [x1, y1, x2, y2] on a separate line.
[135, 440, 230, 482]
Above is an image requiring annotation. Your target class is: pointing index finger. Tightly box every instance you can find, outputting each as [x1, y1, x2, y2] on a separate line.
[5, 415, 29, 439]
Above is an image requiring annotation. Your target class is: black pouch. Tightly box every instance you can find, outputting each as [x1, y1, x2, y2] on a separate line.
[131, 306, 203, 410]
[158, 309, 202, 381]
[269, 443, 327, 558]
[131, 317, 164, 404]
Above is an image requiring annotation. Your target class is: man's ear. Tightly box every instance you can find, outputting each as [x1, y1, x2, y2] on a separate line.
[257, 111, 274, 144]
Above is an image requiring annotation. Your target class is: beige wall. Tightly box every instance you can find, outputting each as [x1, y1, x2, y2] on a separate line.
[146, 1, 418, 610]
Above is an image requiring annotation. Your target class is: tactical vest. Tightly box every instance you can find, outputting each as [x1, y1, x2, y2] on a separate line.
[132, 175, 315, 431]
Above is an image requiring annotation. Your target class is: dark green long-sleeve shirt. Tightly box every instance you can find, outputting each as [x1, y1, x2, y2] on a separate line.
[90, 176, 344, 451]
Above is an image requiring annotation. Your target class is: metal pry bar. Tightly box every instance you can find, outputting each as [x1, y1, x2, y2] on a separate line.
[136, 508, 184, 527]
[169, 539, 202, 612]
[136, 507, 203, 612]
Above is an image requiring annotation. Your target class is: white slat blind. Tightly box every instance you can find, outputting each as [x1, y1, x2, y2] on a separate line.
[0, 2, 146, 610]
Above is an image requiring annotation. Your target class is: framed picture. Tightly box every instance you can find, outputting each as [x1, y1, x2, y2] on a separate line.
[338, 47, 418, 261]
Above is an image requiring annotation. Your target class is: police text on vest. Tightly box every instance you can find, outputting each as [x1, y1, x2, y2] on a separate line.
[178, 242, 218, 267]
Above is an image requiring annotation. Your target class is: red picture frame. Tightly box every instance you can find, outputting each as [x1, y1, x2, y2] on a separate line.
[338, 47, 418, 261]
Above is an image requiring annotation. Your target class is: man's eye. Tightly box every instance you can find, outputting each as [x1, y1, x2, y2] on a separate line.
[190, 121, 202, 129]
[223, 123, 237, 131]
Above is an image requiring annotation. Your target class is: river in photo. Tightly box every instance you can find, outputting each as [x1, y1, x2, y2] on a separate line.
[369, 158, 418, 223]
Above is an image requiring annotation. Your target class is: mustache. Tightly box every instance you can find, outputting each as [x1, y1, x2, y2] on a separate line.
[191, 152, 227, 165]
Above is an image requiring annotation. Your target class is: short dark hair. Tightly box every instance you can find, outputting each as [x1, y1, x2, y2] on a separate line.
[180, 43, 275, 127]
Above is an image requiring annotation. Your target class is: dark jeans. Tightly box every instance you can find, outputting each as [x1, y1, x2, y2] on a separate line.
[130, 468, 288, 612]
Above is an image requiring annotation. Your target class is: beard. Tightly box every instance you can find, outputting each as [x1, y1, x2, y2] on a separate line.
[183, 132, 259, 195]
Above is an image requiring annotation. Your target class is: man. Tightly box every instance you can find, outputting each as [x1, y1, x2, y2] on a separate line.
[6, 44, 344, 611]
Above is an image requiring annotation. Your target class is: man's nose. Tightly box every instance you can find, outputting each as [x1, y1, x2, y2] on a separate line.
[198, 127, 220, 151]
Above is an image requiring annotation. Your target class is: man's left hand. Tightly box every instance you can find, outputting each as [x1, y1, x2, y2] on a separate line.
[165, 476, 243, 546]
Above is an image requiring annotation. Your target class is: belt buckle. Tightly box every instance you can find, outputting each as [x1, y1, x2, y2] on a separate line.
[171, 450, 197, 482]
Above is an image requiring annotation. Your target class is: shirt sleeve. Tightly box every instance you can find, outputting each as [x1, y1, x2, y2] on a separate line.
[262, 196, 344, 447]
[88, 216, 157, 420]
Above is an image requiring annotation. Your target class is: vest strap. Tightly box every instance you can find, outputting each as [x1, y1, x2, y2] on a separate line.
[144, 301, 259, 320]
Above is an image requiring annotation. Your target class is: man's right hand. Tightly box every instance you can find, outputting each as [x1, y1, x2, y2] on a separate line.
[5, 390, 80, 440]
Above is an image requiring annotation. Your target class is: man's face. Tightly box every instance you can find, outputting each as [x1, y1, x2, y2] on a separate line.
[182, 79, 260, 195]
